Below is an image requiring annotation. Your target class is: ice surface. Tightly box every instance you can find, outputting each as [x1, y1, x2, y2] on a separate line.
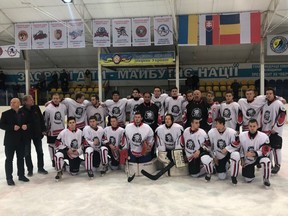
[0, 126, 288, 216]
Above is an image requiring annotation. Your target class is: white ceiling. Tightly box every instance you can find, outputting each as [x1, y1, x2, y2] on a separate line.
[0, 0, 288, 69]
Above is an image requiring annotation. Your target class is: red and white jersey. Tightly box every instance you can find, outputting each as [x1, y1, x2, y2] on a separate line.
[82, 125, 104, 151]
[86, 103, 108, 128]
[209, 102, 220, 128]
[104, 98, 128, 127]
[61, 98, 90, 129]
[44, 102, 67, 137]
[126, 98, 144, 122]
[122, 123, 154, 157]
[182, 128, 209, 161]
[239, 131, 270, 165]
[55, 128, 83, 155]
[151, 93, 168, 118]
[208, 127, 238, 160]
[103, 126, 125, 147]
[165, 96, 185, 124]
[155, 123, 184, 151]
[220, 101, 240, 130]
[238, 95, 266, 130]
[261, 99, 286, 136]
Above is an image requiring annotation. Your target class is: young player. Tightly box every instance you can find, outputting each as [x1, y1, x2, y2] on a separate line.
[54, 117, 84, 181]
[44, 93, 67, 167]
[151, 86, 168, 122]
[240, 119, 271, 187]
[183, 117, 214, 181]
[126, 88, 144, 123]
[261, 87, 286, 174]
[207, 91, 220, 129]
[86, 94, 108, 128]
[208, 117, 240, 185]
[83, 116, 107, 178]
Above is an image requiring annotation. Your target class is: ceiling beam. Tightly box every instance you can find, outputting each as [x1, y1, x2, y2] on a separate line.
[262, 0, 281, 37]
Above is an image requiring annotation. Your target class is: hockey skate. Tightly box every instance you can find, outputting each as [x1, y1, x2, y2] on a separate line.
[205, 174, 211, 182]
[231, 177, 238, 185]
[100, 165, 108, 177]
[271, 164, 280, 174]
[87, 170, 94, 179]
[55, 171, 63, 182]
[263, 178, 271, 189]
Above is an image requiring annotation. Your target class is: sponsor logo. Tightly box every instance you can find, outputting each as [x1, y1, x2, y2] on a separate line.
[156, 24, 171, 37]
[69, 30, 83, 40]
[33, 30, 47, 40]
[54, 29, 62, 40]
[270, 36, 288, 54]
[94, 27, 109, 37]
[115, 26, 128, 38]
[136, 25, 147, 37]
[18, 30, 28, 41]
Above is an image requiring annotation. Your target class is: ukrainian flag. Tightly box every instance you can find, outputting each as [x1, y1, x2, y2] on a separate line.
[178, 15, 198, 45]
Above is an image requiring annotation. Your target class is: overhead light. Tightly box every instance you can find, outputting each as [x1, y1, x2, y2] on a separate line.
[62, 0, 73, 3]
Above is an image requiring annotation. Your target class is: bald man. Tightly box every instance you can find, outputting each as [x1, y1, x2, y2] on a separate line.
[0, 98, 30, 186]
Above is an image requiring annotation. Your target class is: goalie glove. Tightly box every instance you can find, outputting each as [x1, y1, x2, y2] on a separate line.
[158, 151, 171, 165]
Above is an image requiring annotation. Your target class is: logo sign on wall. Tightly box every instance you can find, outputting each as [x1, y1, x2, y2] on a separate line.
[154, 16, 173, 46]
[93, 19, 111, 47]
[50, 22, 67, 49]
[132, 17, 151, 46]
[267, 35, 288, 55]
[112, 19, 132, 47]
[32, 23, 49, 49]
[68, 21, 85, 48]
[15, 23, 32, 50]
[0, 45, 20, 58]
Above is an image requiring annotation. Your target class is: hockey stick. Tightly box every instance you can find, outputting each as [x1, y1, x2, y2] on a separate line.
[126, 157, 136, 183]
[141, 161, 175, 181]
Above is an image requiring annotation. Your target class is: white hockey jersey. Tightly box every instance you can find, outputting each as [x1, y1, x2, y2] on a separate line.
[55, 128, 83, 155]
[126, 98, 144, 122]
[209, 102, 220, 128]
[182, 128, 209, 161]
[61, 98, 90, 129]
[44, 102, 67, 137]
[155, 123, 184, 151]
[220, 101, 240, 130]
[122, 123, 154, 157]
[104, 98, 128, 127]
[103, 126, 125, 147]
[165, 96, 185, 123]
[152, 93, 168, 118]
[261, 99, 286, 136]
[82, 125, 105, 151]
[208, 127, 238, 160]
[239, 131, 270, 165]
[86, 103, 108, 128]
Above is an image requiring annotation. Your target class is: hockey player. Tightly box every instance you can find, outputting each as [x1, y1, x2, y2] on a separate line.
[103, 116, 125, 170]
[151, 86, 168, 123]
[86, 94, 108, 128]
[54, 117, 84, 181]
[83, 116, 107, 178]
[126, 88, 144, 123]
[44, 93, 67, 167]
[261, 87, 286, 174]
[240, 119, 271, 187]
[219, 90, 241, 131]
[207, 91, 220, 129]
[183, 117, 214, 181]
[208, 117, 240, 184]
[165, 86, 186, 125]
[104, 90, 128, 128]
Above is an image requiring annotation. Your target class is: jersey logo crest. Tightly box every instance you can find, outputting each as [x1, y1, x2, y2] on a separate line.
[132, 133, 142, 145]
[109, 136, 116, 145]
[144, 110, 155, 121]
[165, 133, 174, 143]
[246, 108, 256, 117]
[192, 108, 202, 118]
[171, 105, 180, 116]
[54, 111, 62, 124]
[186, 139, 195, 150]
[263, 110, 271, 123]
[94, 113, 102, 122]
[222, 108, 231, 118]
[112, 107, 121, 117]
[217, 139, 226, 150]
[71, 139, 78, 149]
[133, 104, 139, 112]
[75, 107, 84, 118]
[154, 101, 162, 109]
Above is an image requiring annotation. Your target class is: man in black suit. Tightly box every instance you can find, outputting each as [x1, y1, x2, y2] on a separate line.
[0, 98, 30, 186]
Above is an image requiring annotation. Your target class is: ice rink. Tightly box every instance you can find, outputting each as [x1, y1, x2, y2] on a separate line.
[0, 126, 288, 216]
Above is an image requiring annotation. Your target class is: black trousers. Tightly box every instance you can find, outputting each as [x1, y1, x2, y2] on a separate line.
[25, 137, 44, 171]
[5, 143, 25, 180]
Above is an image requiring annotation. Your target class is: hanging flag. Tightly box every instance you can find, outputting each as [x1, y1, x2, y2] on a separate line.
[199, 12, 261, 45]
[112, 19, 131, 47]
[267, 35, 288, 55]
[50, 22, 67, 49]
[32, 22, 49, 49]
[0, 45, 20, 58]
[67, 21, 85, 48]
[132, 17, 151, 46]
[178, 15, 198, 45]
[154, 16, 173, 46]
[15, 23, 32, 50]
[93, 19, 111, 47]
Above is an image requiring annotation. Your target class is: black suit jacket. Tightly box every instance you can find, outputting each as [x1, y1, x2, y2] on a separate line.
[0, 108, 30, 146]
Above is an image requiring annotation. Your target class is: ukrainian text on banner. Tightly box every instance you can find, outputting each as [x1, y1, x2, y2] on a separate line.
[0, 45, 20, 58]
[15, 23, 32, 50]
[199, 12, 260, 45]
[50, 22, 67, 49]
[112, 19, 131, 47]
[154, 16, 173, 46]
[267, 35, 288, 56]
[132, 17, 151, 46]
[68, 21, 85, 48]
[178, 15, 198, 45]
[100, 52, 175, 66]
[93, 19, 111, 47]
[32, 23, 49, 49]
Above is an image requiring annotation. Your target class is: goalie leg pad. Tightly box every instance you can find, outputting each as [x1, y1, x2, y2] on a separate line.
[260, 157, 271, 179]
[158, 151, 171, 166]
[100, 146, 109, 166]
[169, 164, 189, 176]
[138, 158, 158, 177]
[54, 151, 64, 171]
[172, 149, 186, 168]
[201, 155, 213, 175]
[230, 152, 240, 177]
